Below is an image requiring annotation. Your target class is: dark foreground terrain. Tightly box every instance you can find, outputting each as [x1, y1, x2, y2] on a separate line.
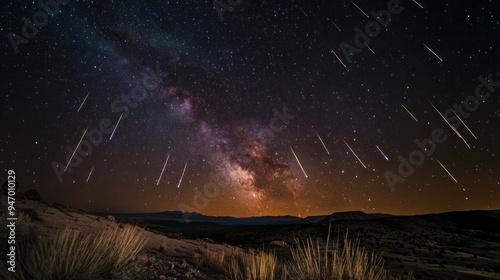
[2, 194, 499, 279]
[114, 209, 500, 280]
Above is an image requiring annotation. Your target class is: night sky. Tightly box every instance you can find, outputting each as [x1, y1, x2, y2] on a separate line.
[1, 0, 499, 217]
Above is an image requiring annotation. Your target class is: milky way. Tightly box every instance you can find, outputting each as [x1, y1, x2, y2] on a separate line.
[1, 0, 499, 217]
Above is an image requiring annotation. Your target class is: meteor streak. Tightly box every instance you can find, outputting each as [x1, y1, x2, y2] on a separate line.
[388, 52, 400, 62]
[429, 102, 471, 148]
[436, 159, 458, 183]
[423, 44, 443, 61]
[331, 49, 347, 68]
[296, 5, 308, 16]
[176, 162, 188, 189]
[329, 19, 341, 31]
[315, 130, 330, 155]
[290, 146, 308, 178]
[411, 0, 424, 9]
[86, 166, 94, 182]
[343, 139, 367, 168]
[401, 103, 418, 122]
[364, 42, 375, 54]
[109, 112, 123, 140]
[351, 1, 369, 18]
[450, 107, 477, 139]
[156, 154, 170, 186]
[375, 145, 389, 161]
[64, 127, 88, 172]
[77, 92, 90, 112]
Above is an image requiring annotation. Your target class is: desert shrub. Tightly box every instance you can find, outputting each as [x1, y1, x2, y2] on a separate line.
[202, 227, 414, 280]
[4, 224, 147, 280]
[16, 212, 34, 237]
[289, 232, 387, 280]
[202, 248, 227, 273]
[158, 242, 168, 253]
[202, 248, 279, 280]
[234, 250, 278, 280]
[18, 208, 43, 222]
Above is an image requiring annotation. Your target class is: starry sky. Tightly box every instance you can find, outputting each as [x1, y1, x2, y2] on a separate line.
[1, 0, 499, 217]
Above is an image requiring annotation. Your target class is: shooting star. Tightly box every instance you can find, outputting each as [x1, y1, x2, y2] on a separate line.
[388, 52, 400, 62]
[176, 162, 188, 189]
[375, 145, 389, 161]
[290, 146, 308, 178]
[77, 92, 90, 112]
[411, 0, 424, 9]
[436, 159, 458, 183]
[296, 5, 308, 16]
[423, 44, 443, 62]
[64, 127, 88, 172]
[329, 19, 341, 31]
[314, 130, 330, 155]
[331, 49, 347, 68]
[156, 154, 170, 186]
[343, 139, 367, 168]
[109, 112, 123, 140]
[450, 107, 477, 139]
[364, 42, 375, 54]
[351, 1, 369, 18]
[401, 103, 419, 122]
[86, 166, 94, 182]
[429, 102, 471, 148]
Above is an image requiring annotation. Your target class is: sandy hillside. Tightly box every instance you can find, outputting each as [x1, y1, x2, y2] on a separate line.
[1, 195, 234, 280]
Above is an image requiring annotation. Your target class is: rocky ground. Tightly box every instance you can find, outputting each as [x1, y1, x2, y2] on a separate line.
[0, 194, 231, 279]
[2, 194, 499, 280]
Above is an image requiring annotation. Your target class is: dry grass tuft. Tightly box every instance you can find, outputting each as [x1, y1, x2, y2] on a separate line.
[289, 231, 387, 279]
[231, 249, 278, 280]
[202, 248, 227, 273]
[202, 248, 279, 280]
[202, 225, 414, 280]
[3, 224, 148, 280]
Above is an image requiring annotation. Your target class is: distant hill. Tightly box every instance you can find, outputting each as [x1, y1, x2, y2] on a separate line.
[300, 215, 327, 223]
[319, 211, 393, 223]
[419, 210, 500, 233]
[97, 211, 314, 226]
[93, 209, 500, 230]
[96, 210, 392, 226]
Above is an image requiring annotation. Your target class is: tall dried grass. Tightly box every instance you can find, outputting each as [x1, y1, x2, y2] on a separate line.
[202, 225, 413, 280]
[3, 224, 148, 280]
